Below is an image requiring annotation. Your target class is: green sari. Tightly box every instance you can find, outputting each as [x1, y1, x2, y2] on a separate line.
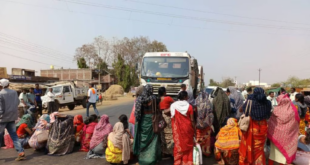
[134, 114, 161, 165]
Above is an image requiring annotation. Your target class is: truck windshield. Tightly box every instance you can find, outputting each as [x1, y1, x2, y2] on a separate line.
[141, 57, 189, 78]
[46, 86, 62, 95]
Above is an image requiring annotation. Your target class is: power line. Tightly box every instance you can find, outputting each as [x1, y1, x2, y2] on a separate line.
[3, 0, 310, 36]
[0, 51, 61, 67]
[123, 0, 310, 26]
[59, 0, 310, 31]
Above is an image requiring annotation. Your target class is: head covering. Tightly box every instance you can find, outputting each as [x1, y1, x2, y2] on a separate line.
[212, 87, 231, 133]
[73, 115, 85, 133]
[215, 118, 240, 150]
[16, 114, 34, 129]
[195, 91, 214, 129]
[267, 94, 300, 164]
[0, 79, 9, 87]
[136, 85, 144, 96]
[90, 114, 113, 150]
[40, 114, 50, 123]
[50, 112, 59, 123]
[170, 100, 190, 118]
[34, 114, 50, 129]
[228, 87, 245, 110]
[135, 84, 155, 121]
[244, 87, 272, 121]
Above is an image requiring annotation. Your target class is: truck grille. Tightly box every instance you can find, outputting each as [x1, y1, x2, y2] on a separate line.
[151, 84, 181, 95]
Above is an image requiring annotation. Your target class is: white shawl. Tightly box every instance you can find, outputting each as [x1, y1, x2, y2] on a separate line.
[170, 100, 190, 118]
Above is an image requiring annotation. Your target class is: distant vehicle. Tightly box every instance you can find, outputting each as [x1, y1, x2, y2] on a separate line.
[205, 88, 214, 95]
[41, 81, 88, 111]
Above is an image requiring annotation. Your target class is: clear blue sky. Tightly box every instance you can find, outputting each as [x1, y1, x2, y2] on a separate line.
[0, 0, 310, 84]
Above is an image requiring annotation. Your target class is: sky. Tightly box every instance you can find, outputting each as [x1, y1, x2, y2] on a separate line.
[0, 0, 310, 85]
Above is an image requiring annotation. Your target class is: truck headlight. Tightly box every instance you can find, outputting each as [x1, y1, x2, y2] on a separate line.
[141, 78, 146, 85]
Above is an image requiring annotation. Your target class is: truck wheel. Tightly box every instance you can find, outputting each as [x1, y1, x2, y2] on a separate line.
[68, 104, 75, 111]
[54, 101, 60, 112]
[82, 99, 87, 108]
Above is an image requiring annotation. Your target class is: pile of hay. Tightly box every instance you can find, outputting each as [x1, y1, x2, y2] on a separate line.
[104, 85, 124, 96]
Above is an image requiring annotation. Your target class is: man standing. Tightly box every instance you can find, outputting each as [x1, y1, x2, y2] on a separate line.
[180, 84, 196, 107]
[19, 89, 30, 113]
[290, 88, 298, 101]
[86, 84, 99, 117]
[34, 84, 43, 116]
[46, 88, 56, 114]
[0, 79, 25, 161]
[267, 92, 278, 111]
[27, 88, 36, 106]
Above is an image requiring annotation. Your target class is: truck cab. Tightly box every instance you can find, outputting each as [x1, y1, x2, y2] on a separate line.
[41, 82, 87, 111]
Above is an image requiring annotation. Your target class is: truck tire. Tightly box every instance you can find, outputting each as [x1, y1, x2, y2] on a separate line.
[82, 99, 87, 108]
[68, 104, 75, 111]
[54, 101, 60, 112]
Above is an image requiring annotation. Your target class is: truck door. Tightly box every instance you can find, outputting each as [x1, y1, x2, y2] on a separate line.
[63, 86, 74, 104]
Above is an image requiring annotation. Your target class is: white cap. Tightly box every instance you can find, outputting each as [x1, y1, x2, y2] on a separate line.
[0, 79, 9, 87]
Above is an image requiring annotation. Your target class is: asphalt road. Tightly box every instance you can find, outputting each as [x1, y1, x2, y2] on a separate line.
[0, 100, 218, 165]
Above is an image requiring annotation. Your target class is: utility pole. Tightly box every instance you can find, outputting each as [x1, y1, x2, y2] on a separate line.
[258, 68, 261, 86]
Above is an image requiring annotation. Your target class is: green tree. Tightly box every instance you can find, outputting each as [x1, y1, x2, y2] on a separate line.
[77, 57, 88, 68]
[112, 54, 132, 91]
[209, 79, 219, 86]
[96, 57, 108, 70]
[220, 78, 235, 88]
[271, 83, 281, 88]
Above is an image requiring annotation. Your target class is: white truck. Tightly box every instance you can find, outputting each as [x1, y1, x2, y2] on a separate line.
[138, 52, 199, 98]
[41, 81, 88, 111]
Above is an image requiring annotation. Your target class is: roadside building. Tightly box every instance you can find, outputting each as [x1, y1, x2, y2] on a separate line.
[40, 68, 116, 92]
[244, 80, 271, 88]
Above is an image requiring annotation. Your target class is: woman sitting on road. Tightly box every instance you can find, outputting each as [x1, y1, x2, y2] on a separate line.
[80, 114, 98, 152]
[16, 114, 34, 148]
[73, 115, 85, 145]
[294, 127, 310, 164]
[215, 118, 241, 165]
[158, 87, 174, 156]
[28, 114, 51, 150]
[106, 122, 132, 164]
[86, 114, 113, 159]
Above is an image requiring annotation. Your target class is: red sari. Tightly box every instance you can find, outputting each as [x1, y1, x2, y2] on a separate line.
[172, 105, 195, 165]
[239, 119, 268, 165]
[80, 122, 97, 152]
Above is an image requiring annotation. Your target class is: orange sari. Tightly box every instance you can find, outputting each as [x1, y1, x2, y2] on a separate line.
[239, 119, 267, 165]
[196, 127, 211, 156]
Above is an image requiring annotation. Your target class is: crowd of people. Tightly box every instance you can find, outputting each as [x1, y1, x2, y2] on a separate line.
[1, 77, 310, 165]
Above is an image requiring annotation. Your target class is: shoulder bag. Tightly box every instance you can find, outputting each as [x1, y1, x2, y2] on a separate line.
[238, 100, 252, 132]
[152, 99, 167, 134]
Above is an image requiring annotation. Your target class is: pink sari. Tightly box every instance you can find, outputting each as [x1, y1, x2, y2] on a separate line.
[267, 94, 300, 164]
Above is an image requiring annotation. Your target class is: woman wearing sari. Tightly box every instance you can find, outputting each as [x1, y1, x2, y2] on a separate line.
[129, 86, 144, 137]
[16, 114, 34, 148]
[28, 114, 51, 150]
[215, 118, 241, 165]
[106, 122, 132, 164]
[73, 115, 85, 144]
[268, 94, 299, 165]
[159, 87, 174, 156]
[170, 91, 195, 165]
[294, 94, 308, 135]
[133, 84, 161, 165]
[195, 91, 214, 157]
[239, 87, 272, 165]
[86, 114, 113, 159]
[80, 114, 98, 152]
[212, 87, 231, 134]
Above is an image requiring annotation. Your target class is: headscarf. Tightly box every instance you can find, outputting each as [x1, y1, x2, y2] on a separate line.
[215, 118, 240, 150]
[243, 87, 272, 121]
[212, 87, 231, 133]
[195, 92, 214, 129]
[34, 114, 50, 129]
[135, 84, 155, 121]
[90, 115, 112, 150]
[0, 79, 9, 87]
[73, 115, 85, 133]
[228, 87, 245, 110]
[170, 100, 190, 118]
[40, 114, 50, 123]
[108, 122, 131, 164]
[50, 112, 59, 123]
[16, 114, 34, 129]
[267, 94, 300, 164]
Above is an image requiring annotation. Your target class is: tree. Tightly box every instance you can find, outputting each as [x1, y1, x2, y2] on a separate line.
[96, 57, 108, 70]
[271, 83, 281, 88]
[284, 76, 301, 87]
[112, 54, 132, 91]
[74, 44, 98, 68]
[77, 57, 88, 68]
[220, 78, 235, 88]
[209, 79, 219, 86]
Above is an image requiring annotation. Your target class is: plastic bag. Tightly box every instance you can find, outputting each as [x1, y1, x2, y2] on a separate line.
[193, 142, 203, 165]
